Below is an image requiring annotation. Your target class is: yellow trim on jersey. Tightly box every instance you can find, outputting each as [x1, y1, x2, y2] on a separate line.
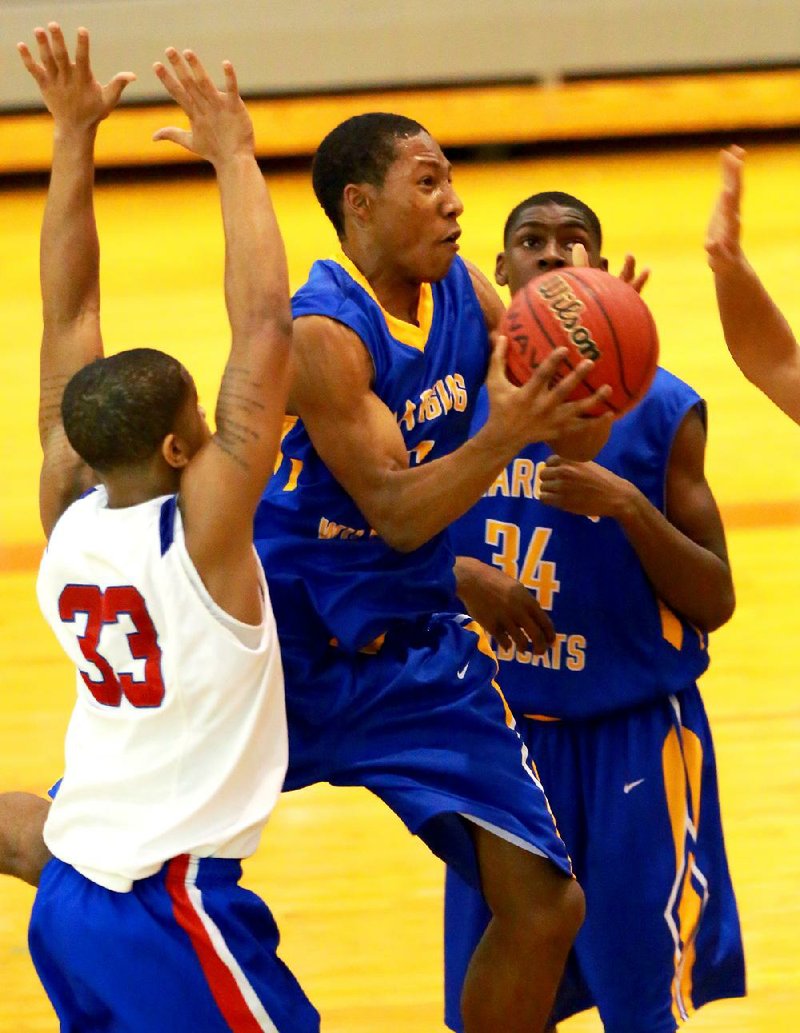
[658, 599, 684, 650]
[333, 251, 434, 352]
[522, 713, 562, 722]
[662, 718, 706, 1024]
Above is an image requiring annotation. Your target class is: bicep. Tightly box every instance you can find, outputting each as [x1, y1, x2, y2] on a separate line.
[465, 260, 506, 334]
[292, 316, 410, 520]
[665, 407, 729, 563]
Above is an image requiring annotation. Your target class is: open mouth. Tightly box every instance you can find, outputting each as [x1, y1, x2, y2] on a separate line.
[441, 228, 462, 246]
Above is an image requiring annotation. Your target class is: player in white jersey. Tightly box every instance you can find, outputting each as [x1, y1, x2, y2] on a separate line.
[706, 144, 800, 424]
[14, 24, 317, 1031]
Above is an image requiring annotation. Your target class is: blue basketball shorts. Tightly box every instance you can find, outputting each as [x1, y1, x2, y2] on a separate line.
[444, 685, 745, 1033]
[280, 612, 572, 889]
[29, 854, 319, 1033]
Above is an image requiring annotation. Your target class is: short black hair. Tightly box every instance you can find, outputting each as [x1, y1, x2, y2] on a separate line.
[503, 191, 603, 251]
[312, 112, 427, 237]
[61, 348, 191, 473]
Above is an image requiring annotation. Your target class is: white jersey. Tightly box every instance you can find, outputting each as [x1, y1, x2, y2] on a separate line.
[37, 487, 287, 892]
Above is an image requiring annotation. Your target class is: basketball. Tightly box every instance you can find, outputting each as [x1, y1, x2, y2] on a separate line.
[501, 266, 659, 417]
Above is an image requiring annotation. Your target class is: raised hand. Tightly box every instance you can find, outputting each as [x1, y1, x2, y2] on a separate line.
[17, 23, 135, 130]
[617, 253, 650, 293]
[572, 242, 650, 293]
[152, 49, 254, 167]
[706, 146, 745, 270]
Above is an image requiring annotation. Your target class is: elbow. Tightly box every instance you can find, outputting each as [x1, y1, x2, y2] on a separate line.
[700, 583, 736, 634]
[373, 515, 426, 553]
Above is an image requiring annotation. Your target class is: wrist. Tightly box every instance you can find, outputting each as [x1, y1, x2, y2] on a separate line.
[612, 479, 645, 524]
[52, 121, 100, 143]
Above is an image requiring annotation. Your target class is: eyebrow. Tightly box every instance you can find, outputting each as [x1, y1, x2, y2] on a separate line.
[513, 217, 591, 233]
[413, 155, 453, 176]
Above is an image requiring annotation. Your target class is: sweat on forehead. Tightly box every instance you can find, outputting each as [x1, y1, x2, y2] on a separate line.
[503, 191, 603, 250]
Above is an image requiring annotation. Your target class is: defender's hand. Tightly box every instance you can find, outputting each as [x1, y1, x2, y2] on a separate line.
[706, 146, 745, 271]
[17, 24, 135, 131]
[153, 49, 254, 166]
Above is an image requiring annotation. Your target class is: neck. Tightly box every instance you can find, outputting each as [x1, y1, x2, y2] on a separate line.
[102, 462, 180, 509]
[341, 240, 422, 325]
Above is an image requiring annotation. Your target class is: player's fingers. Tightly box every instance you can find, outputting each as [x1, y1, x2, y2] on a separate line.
[153, 59, 187, 105]
[183, 49, 215, 98]
[494, 628, 512, 653]
[48, 23, 71, 75]
[73, 27, 90, 77]
[571, 242, 589, 267]
[17, 43, 47, 86]
[106, 72, 137, 106]
[152, 126, 193, 150]
[222, 60, 239, 98]
[34, 26, 57, 78]
[521, 346, 569, 396]
[720, 147, 744, 206]
[631, 267, 650, 293]
[520, 607, 556, 651]
[166, 47, 194, 94]
[487, 333, 512, 379]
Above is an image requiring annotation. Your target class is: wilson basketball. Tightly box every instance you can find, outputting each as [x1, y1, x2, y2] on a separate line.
[502, 266, 659, 417]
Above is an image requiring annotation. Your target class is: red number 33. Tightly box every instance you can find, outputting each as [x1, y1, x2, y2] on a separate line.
[58, 585, 166, 708]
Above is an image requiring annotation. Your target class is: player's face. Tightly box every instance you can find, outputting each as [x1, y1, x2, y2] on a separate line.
[496, 203, 605, 296]
[366, 132, 463, 283]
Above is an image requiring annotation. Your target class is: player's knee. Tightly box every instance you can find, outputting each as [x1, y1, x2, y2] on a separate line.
[493, 868, 584, 953]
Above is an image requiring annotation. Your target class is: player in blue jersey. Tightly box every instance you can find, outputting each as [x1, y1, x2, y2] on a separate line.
[444, 192, 745, 1033]
[253, 116, 617, 1033]
[707, 145, 800, 423]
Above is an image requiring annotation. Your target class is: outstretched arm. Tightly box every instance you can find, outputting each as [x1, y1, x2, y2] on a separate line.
[18, 24, 135, 537]
[153, 50, 291, 620]
[706, 146, 800, 424]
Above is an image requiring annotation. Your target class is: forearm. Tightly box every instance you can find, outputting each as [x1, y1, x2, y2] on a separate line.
[213, 154, 291, 482]
[39, 127, 102, 446]
[217, 153, 290, 349]
[614, 485, 734, 631]
[41, 127, 101, 331]
[368, 426, 517, 551]
[713, 254, 800, 416]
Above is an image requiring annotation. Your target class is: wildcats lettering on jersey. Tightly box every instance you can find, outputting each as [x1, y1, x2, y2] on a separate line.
[497, 634, 587, 672]
[318, 517, 377, 541]
[398, 373, 468, 433]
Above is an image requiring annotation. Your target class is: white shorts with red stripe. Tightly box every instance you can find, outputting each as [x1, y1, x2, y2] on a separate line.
[30, 854, 319, 1033]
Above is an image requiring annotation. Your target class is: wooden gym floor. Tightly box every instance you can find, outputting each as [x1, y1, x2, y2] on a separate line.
[1, 137, 799, 1031]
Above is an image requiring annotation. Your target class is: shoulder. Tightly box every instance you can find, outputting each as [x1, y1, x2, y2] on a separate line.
[461, 258, 506, 332]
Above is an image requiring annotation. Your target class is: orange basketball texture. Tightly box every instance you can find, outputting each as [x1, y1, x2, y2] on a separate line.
[501, 267, 659, 417]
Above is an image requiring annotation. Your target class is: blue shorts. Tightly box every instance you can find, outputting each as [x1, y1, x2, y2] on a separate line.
[30, 854, 319, 1033]
[444, 685, 745, 1033]
[281, 612, 572, 889]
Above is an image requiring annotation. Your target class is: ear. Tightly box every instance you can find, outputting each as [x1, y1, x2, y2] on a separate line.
[161, 433, 192, 471]
[495, 251, 508, 287]
[342, 183, 374, 226]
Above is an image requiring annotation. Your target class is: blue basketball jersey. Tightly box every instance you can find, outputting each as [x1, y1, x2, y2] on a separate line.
[254, 253, 490, 654]
[450, 367, 709, 719]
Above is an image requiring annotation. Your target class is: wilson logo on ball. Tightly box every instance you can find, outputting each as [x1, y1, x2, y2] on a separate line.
[537, 275, 600, 362]
[501, 266, 659, 418]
